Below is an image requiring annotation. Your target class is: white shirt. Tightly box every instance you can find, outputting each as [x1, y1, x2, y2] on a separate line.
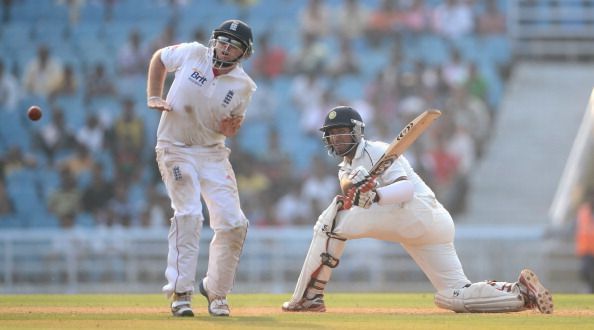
[338, 138, 435, 198]
[157, 42, 257, 147]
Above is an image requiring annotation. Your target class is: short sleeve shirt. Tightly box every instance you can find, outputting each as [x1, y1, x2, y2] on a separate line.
[156, 42, 257, 147]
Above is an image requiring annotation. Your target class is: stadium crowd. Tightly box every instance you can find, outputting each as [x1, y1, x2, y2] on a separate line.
[0, 0, 512, 230]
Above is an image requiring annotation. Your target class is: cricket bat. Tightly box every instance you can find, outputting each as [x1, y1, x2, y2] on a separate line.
[341, 109, 442, 209]
[369, 109, 442, 176]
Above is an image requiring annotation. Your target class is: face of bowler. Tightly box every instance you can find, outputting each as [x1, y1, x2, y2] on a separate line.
[213, 35, 246, 67]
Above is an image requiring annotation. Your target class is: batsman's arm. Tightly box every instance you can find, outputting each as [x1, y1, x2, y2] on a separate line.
[338, 109, 441, 210]
[147, 49, 172, 112]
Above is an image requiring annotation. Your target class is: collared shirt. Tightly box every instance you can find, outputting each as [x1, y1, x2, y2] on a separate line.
[156, 42, 257, 147]
[338, 138, 435, 197]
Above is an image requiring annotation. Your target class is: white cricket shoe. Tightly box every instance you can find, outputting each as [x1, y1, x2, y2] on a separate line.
[199, 279, 230, 317]
[282, 294, 326, 312]
[518, 269, 554, 314]
[171, 291, 194, 317]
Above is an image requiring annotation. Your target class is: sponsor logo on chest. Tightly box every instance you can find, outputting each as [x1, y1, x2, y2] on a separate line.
[189, 68, 208, 86]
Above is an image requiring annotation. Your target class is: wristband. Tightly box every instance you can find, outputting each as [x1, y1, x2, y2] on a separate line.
[148, 96, 162, 102]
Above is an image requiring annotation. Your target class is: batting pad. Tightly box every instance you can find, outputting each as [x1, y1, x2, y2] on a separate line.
[205, 224, 248, 297]
[288, 197, 346, 304]
[434, 281, 525, 313]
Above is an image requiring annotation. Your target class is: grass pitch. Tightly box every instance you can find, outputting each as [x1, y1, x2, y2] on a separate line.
[0, 293, 593, 329]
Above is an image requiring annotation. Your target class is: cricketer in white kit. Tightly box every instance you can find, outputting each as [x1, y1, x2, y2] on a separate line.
[146, 19, 257, 317]
[282, 106, 553, 314]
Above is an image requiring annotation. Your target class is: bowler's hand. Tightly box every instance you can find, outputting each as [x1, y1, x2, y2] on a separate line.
[219, 115, 243, 137]
[147, 96, 172, 112]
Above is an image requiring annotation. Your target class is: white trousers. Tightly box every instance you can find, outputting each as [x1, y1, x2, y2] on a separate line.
[156, 145, 248, 297]
[333, 195, 470, 291]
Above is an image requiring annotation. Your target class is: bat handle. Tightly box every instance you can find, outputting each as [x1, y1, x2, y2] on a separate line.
[337, 195, 353, 211]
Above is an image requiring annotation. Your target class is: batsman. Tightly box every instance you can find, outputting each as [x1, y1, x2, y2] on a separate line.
[282, 106, 553, 314]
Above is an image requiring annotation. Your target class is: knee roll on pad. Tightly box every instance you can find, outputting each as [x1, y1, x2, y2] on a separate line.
[434, 282, 525, 313]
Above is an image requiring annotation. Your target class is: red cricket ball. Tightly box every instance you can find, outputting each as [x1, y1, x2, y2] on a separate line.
[27, 105, 42, 121]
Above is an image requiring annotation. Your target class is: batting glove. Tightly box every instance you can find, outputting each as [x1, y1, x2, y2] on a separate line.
[348, 166, 374, 187]
[352, 188, 377, 209]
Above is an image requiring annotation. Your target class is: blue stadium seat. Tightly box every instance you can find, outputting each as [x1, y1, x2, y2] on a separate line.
[418, 34, 451, 66]
[54, 94, 87, 131]
[0, 110, 31, 151]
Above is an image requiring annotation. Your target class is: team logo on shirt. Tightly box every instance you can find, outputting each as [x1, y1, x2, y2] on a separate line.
[173, 166, 182, 181]
[189, 68, 207, 86]
[222, 90, 234, 107]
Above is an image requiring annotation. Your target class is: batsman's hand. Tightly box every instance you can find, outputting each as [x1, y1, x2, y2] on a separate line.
[219, 115, 243, 137]
[348, 166, 375, 187]
[340, 181, 377, 210]
[351, 187, 377, 209]
[147, 96, 172, 112]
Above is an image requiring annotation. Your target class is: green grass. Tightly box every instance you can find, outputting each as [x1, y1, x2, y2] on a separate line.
[0, 293, 593, 329]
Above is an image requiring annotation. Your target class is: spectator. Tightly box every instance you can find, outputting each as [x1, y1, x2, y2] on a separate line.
[275, 183, 309, 226]
[299, 0, 331, 39]
[290, 70, 326, 134]
[0, 180, 15, 217]
[81, 163, 113, 225]
[444, 86, 491, 159]
[299, 87, 336, 137]
[83, 63, 117, 104]
[58, 143, 95, 178]
[22, 44, 64, 98]
[259, 128, 296, 202]
[366, 70, 400, 123]
[105, 181, 136, 227]
[139, 183, 171, 229]
[423, 130, 460, 210]
[1, 146, 37, 178]
[244, 78, 276, 125]
[300, 155, 337, 220]
[365, 0, 399, 47]
[326, 37, 360, 78]
[34, 106, 76, 165]
[251, 32, 287, 80]
[286, 33, 328, 75]
[444, 121, 476, 215]
[441, 48, 470, 89]
[236, 157, 271, 226]
[57, 0, 85, 26]
[149, 21, 179, 55]
[107, 97, 145, 179]
[76, 113, 107, 153]
[477, 0, 506, 36]
[0, 59, 20, 111]
[50, 63, 78, 100]
[117, 29, 150, 78]
[334, 0, 370, 41]
[402, 0, 432, 34]
[47, 167, 81, 228]
[191, 25, 207, 43]
[576, 190, 594, 293]
[432, 0, 474, 40]
[465, 63, 488, 106]
[1, 0, 15, 23]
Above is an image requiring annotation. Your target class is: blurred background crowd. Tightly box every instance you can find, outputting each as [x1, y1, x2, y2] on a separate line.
[0, 0, 512, 230]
